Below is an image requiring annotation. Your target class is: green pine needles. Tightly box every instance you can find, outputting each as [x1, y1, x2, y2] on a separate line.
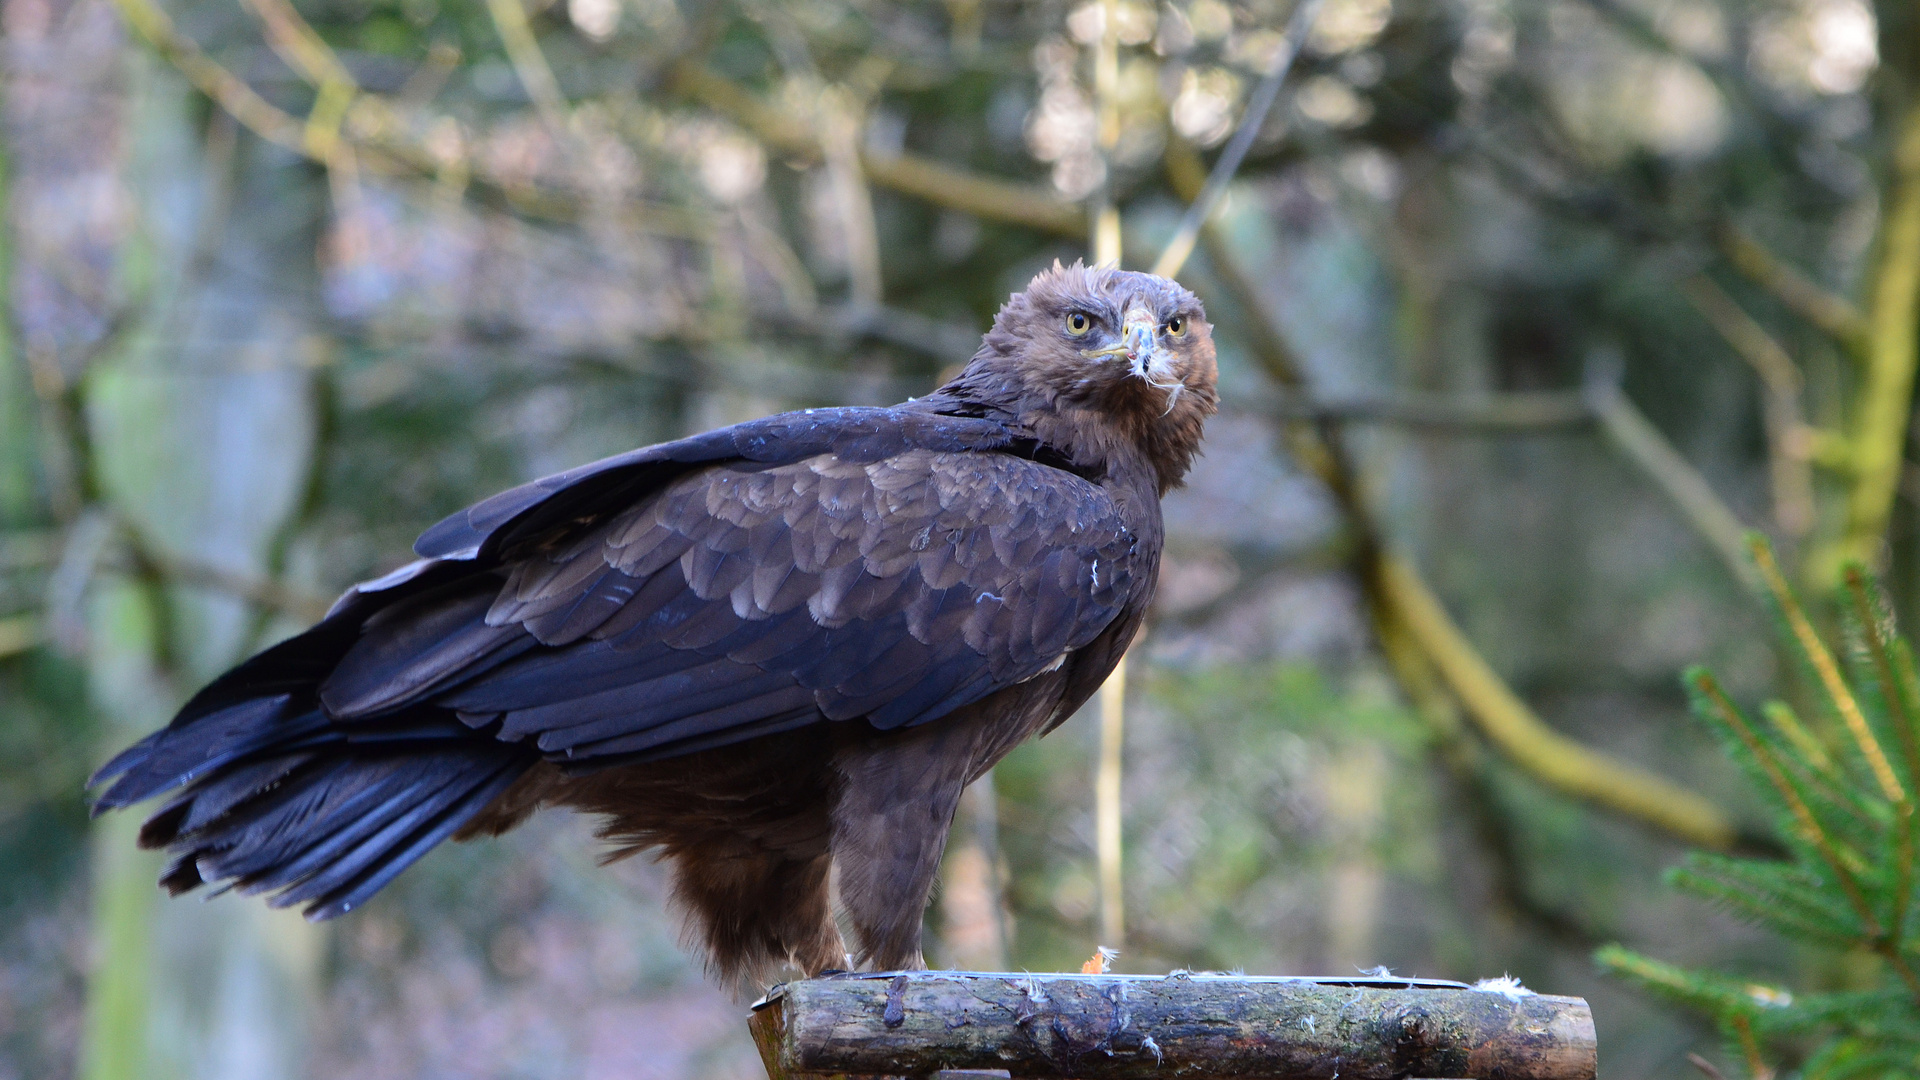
[1598, 536, 1920, 1080]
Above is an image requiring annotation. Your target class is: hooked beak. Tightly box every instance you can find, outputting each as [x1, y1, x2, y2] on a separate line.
[1081, 306, 1160, 377]
[1120, 307, 1156, 373]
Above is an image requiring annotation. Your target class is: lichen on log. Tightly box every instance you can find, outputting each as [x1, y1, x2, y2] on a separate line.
[748, 972, 1596, 1080]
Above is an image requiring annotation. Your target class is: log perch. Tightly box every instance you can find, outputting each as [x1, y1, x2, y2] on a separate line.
[748, 972, 1596, 1080]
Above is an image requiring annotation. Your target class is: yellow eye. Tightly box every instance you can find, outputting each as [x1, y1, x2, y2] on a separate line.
[1166, 315, 1187, 337]
[1065, 312, 1092, 336]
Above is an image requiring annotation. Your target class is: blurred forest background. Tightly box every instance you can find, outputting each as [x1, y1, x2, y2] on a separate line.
[1, 0, 1915, 1076]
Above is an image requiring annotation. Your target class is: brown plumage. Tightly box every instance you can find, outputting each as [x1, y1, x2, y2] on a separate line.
[89, 262, 1218, 989]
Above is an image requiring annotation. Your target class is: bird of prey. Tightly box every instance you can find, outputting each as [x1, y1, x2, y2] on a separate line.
[90, 262, 1218, 988]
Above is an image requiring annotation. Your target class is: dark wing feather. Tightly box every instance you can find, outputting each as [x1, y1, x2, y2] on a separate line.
[411, 406, 1022, 562]
[318, 445, 1142, 765]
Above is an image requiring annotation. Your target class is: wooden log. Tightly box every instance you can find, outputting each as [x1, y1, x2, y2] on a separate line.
[748, 972, 1596, 1080]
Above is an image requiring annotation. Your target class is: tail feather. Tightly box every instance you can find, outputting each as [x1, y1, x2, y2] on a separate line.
[90, 696, 326, 810]
[90, 560, 542, 920]
[98, 693, 535, 919]
[214, 755, 484, 889]
[192, 758, 392, 882]
[156, 743, 532, 919]
[139, 752, 318, 848]
[88, 608, 377, 796]
[281, 759, 525, 919]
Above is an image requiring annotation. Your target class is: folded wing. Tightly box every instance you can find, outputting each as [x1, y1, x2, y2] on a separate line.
[319, 446, 1140, 765]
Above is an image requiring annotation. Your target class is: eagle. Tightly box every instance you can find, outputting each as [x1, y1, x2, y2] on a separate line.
[90, 262, 1218, 988]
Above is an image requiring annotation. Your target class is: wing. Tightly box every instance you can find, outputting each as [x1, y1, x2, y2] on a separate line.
[316, 447, 1143, 765]
[411, 406, 1024, 562]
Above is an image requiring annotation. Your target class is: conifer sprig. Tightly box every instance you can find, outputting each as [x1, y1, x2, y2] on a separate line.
[1600, 537, 1920, 1079]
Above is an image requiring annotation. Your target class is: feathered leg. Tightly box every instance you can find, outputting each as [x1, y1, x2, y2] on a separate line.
[670, 844, 847, 992]
[829, 721, 978, 971]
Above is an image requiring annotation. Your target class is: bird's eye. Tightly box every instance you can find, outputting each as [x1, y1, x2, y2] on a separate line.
[1065, 312, 1092, 336]
[1166, 315, 1187, 337]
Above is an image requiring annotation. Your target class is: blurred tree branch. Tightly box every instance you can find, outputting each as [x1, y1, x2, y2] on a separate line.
[1164, 141, 1741, 853]
[1584, 371, 1761, 591]
[110, 0, 308, 153]
[1817, 103, 1920, 580]
[1267, 391, 1591, 431]
[239, 0, 357, 161]
[1455, 20, 1920, 591]
[112, 0, 712, 241]
[127, 552, 333, 625]
[1679, 274, 1816, 537]
[484, 0, 572, 138]
[1150, 0, 1322, 279]
[1717, 224, 1871, 356]
[1383, 554, 1736, 848]
[667, 61, 1084, 236]
[111, 0, 1087, 292]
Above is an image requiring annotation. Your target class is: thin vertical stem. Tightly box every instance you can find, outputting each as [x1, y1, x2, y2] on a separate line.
[1091, 0, 1125, 953]
[1728, 1014, 1774, 1080]
[1096, 653, 1126, 949]
[1817, 103, 1920, 579]
[80, 815, 154, 1080]
[1091, 0, 1121, 265]
[973, 769, 1013, 968]
[820, 85, 883, 308]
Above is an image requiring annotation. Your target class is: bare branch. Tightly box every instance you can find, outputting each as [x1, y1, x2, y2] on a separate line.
[1718, 223, 1870, 353]
[240, 0, 353, 88]
[1681, 275, 1802, 394]
[1152, 0, 1324, 279]
[1584, 374, 1759, 591]
[670, 62, 1084, 236]
[1687, 1051, 1731, 1080]
[1680, 273, 1816, 536]
[485, 0, 572, 138]
[1265, 391, 1592, 431]
[145, 556, 334, 625]
[111, 0, 308, 153]
[1386, 556, 1739, 850]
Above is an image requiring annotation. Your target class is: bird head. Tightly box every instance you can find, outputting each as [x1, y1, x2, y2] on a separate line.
[947, 261, 1219, 492]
